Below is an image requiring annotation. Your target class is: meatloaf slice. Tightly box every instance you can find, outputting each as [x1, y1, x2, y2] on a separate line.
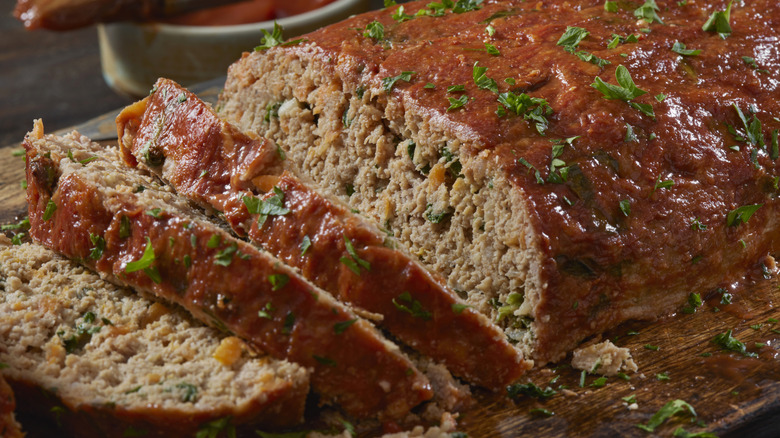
[22, 120, 433, 420]
[116, 77, 530, 390]
[219, 0, 780, 364]
[0, 237, 309, 437]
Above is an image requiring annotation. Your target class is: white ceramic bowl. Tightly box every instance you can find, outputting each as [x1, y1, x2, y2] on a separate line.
[98, 0, 368, 97]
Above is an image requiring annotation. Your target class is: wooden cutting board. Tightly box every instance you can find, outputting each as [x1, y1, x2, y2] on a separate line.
[1, 99, 779, 438]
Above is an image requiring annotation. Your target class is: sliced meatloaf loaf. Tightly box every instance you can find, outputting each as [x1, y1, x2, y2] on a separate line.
[22, 120, 433, 420]
[116, 77, 530, 390]
[218, 0, 780, 364]
[0, 237, 308, 437]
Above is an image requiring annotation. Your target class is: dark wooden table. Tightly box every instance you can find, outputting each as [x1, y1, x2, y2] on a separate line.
[0, 0, 134, 148]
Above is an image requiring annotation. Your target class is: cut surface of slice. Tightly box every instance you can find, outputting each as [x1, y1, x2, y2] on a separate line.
[0, 237, 309, 437]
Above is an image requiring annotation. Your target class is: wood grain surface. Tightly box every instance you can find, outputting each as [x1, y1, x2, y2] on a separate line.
[1, 119, 779, 437]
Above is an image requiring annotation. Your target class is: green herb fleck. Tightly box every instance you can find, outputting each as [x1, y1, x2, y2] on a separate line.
[644, 344, 659, 351]
[334, 319, 358, 334]
[382, 71, 416, 92]
[702, 1, 733, 39]
[89, 233, 105, 260]
[712, 329, 757, 357]
[637, 399, 697, 433]
[634, 0, 664, 24]
[176, 383, 198, 402]
[726, 204, 762, 227]
[671, 41, 701, 56]
[507, 382, 556, 400]
[300, 235, 312, 256]
[392, 291, 432, 320]
[43, 199, 57, 221]
[447, 95, 469, 111]
[268, 273, 290, 291]
[363, 21, 385, 41]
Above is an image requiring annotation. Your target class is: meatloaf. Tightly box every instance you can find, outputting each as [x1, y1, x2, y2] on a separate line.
[218, 0, 780, 364]
[116, 77, 529, 390]
[23, 120, 433, 420]
[0, 237, 309, 437]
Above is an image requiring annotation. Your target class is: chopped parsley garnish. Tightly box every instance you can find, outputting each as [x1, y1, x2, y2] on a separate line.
[392, 5, 413, 22]
[382, 71, 416, 92]
[625, 124, 637, 142]
[447, 95, 469, 111]
[42, 199, 57, 221]
[507, 382, 557, 400]
[176, 383, 198, 402]
[655, 93, 666, 102]
[452, 303, 470, 314]
[591, 65, 654, 117]
[425, 203, 452, 223]
[333, 318, 358, 334]
[644, 344, 659, 351]
[363, 20, 385, 41]
[607, 33, 639, 49]
[452, 0, 483, 13]
[195, 417, 235, 438]
[557, 26, 610, 68]
[742, 56, 769, 73]
[690, 217, 707, 230]
[651, 175, 674, 195]
[726, 204, 762, 227]
[557, 26, 589, 48]
[731, 104, 765, 146]
[637, 399, 697, 432]
[681, 292, 702, 314]
[530, 408, 555, 417]
[447, 85, 466, 93]
[145, 208, 163, 218]
[268, 273, 290, 291]
[672, 427, 718, 438]
[656, 372, 670, 381]
[518, 157, 544, 185]
[604, 1, 618, 12]
[214, 243, 238, 267]
[125, 239, 153, 272]
[671, 41, 701, 56]
[243, 187, 291, 227]
[484, 42, 501, 56]
[282, 312, 295, 334]
[712, 329, 758, 357]
[257, 302, 274, 319]
[254, 22, 306, 50]
[340, 236, 370, 274]
[207, 234, 222, 249]
[590, 376, 608, 387]
[619, 199, 631, 216]
[623, 395, 638, 404]
[634, 0, 664, 24]
[1, 217, 30, 231]
[702, 1, 733, 39]
[497, 92, 553, 134]
[473, 62, 499, 93]
[300, 235, 312, 255]
[392, 291, 432, 320]
[313, 355, 337, 367]
[485, 24, 495, 36]
[88, 233, 105, 260]
[424, 83, 436, 89]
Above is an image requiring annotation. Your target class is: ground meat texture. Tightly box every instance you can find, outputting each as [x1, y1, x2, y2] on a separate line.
[23, 121, 433, 420]
[219, 0, 780, 364]
[116, 78, 531, 390]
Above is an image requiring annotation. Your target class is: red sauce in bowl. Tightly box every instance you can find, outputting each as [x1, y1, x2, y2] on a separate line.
[164, 0, 337, 26]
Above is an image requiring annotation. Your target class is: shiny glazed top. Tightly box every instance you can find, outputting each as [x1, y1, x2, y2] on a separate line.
[281, 0, 780, 360]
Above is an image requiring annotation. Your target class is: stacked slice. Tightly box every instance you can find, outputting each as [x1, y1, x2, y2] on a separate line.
[22, 120, 432, 420]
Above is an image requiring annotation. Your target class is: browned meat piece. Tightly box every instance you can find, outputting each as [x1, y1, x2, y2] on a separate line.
[218, 0, 780, 364]
[23, 120, 433, 420]
[116, 77, 531, 390]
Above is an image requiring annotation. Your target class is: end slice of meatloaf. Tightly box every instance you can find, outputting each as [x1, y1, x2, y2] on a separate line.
[218, 0, 780, 364]
[0, 237, 309, 437]
[115, 77, 531, 390]
[22, 120, 433, 420]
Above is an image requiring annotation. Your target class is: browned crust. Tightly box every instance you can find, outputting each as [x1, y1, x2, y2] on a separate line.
[116, 77, 531, 389]
[23, 125, 433, 420]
